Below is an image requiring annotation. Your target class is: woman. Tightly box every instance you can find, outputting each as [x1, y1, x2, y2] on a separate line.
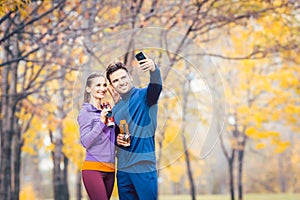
[77, 73, 116, 200]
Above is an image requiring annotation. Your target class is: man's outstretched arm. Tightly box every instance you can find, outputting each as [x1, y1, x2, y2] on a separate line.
[137, 55, 162, 106]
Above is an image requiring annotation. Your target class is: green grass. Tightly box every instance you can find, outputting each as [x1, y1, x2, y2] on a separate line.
[157, 193, 300, 200]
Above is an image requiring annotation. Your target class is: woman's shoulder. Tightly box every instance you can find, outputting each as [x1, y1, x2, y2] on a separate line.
[78, 103, 96, 118]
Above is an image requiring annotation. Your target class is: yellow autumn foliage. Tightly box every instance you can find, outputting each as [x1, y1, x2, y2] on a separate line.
[19, 184, 36, 200]
[62, 113, 85, 169]
[219, 17, 298, 159]
[273, 140, 291, 154]
[237, 105, 249, 115]
[22, 146, 38, 156]
[167, 162, 185, 183]
[102, 6, 121, 21]
[1, 1, 298, 196]
[245, 127, 256, 137]
[0, 0, 31, 17]
[15, 107, 32, 122]
[163, 122, 182, 148]
[291, 148, 300, 166]
[255, 143, 266, 149]
[45, 143, 55, 152]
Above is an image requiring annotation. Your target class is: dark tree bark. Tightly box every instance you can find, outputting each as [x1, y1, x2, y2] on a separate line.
[0, 14, 20, 200]
[229, 150, 236, 200]
[237, 136, 247, 200]
[11, 122, 23, 200]
[50, 64, 70, 200]
[182, 134, 196, 200]
[76, 171, 82, 200]
[50, 128, 69, 200]
[220, 131, 236, 200]
[181, 64, 196, 200]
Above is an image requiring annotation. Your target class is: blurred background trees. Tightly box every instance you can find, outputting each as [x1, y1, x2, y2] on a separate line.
[1, 0, 299, 200]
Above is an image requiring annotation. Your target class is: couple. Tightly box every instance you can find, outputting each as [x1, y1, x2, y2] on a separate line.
[77, 53, 162, 200]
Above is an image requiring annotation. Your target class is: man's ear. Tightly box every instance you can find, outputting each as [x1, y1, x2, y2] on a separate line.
[129, 74, 134, 82]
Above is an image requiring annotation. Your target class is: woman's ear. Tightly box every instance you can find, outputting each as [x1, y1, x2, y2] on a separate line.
[86, 86, 91, 93]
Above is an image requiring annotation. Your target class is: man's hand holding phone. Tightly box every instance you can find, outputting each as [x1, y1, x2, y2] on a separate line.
[135, 52, 155, 72]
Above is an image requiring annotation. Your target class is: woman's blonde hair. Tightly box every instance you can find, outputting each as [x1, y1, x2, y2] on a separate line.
[83, 73, 105, 103]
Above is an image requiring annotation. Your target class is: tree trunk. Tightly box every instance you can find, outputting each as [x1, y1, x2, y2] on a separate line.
[63, 156, 70, 200]
[237, 150, 244, 200]
[11, 124, 23, 200]
[52, 131, 65, 200]
[237, 138, 246, 200]
[51, 65, 69, 200]
[51, 128, 69, 200]
[229, 155, 235, 200]
[0, 62, 12, 200]
[219, 131, 236, 200]
[0, 110, 14, 200]
[76, 170, 82, 200]
[0, 17, 19, 200]
[181, 63, 196, 200]
[156, 101, 169, 178]
[278, 153, 287, 192]
[182, 134, 196, 200]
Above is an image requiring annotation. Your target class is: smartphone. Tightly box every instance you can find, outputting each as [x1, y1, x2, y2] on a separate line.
[135, 52, 146, 63]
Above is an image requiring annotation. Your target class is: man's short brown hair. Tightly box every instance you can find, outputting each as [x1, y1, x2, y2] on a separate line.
[106, 62, 128, 83]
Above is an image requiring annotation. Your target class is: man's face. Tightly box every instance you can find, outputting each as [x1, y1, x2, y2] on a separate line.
[109, 69, 133, 94]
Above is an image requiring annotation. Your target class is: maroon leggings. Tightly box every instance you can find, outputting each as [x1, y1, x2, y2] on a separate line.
[82, 170, 115, 200]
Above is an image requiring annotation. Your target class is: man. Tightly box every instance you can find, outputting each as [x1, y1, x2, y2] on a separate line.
[106, 54, 162, 200]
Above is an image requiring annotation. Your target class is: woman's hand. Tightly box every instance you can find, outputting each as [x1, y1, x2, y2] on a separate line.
[107, 85, 120, 104]
[100, 108, 109, 124]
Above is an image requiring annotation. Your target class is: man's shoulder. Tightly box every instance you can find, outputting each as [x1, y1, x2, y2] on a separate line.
[134, 87, 148, 98]
[114, 100, 123, 107]
[113, 99, 126, 110]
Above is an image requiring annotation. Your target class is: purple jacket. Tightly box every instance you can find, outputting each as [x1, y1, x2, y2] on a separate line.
[77, 103, 115, 163]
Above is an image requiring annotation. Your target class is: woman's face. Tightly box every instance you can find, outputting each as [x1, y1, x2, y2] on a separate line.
[87, 76, 107, 101]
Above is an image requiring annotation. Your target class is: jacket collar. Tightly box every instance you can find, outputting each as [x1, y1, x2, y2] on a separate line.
[82, 102, 99, 112]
